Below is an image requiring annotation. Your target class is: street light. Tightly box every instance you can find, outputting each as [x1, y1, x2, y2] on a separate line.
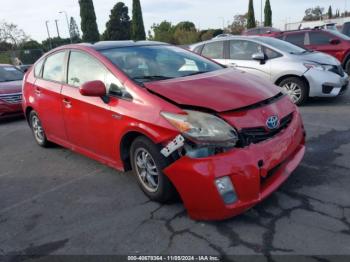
[45, 20, 52, 50]
[59, 11, 72, 43]
[218, 17, 225, 31]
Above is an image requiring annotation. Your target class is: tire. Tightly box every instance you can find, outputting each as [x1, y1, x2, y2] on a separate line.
[344, 59, 350, 76]
[29, 110, 50, 147]
[278, 77, 308, 106]
[130, 136, 177, 203]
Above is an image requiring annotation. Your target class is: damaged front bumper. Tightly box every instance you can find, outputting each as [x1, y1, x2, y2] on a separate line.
[163, 111, 305, 220]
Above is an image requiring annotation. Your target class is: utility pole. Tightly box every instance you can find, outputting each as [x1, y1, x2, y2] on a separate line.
[59, 11, 72, 43]
[218, 17, 225, 31]
[45, 20, 52, 50]
[54, 19, 60, 38]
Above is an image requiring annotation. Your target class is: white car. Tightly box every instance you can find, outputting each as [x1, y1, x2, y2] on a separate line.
[190, 36, 349, 105]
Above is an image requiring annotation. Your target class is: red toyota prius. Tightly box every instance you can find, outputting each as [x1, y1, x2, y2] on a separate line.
[22, 41, 305, 220]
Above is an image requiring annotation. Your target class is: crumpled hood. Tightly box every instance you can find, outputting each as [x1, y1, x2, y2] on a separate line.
[144, 68, 280, 112]
[301, 51, 340, 65]
[0, 80, 22, 95]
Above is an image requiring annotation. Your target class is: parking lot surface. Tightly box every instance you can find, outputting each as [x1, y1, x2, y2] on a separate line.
[1, 93, 350, 259]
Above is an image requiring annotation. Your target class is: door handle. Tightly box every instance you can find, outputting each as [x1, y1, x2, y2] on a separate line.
[63, 98, 72, 108]
[34, 87, 41, 95]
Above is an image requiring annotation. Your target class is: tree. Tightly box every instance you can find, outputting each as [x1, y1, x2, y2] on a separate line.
[0, 22, 28, 48]
[131, 0, 146, 40]
[102, 2, 131, 40]
[247, 0, 256, 29]
[173, 21, 198, 45]
[79, 0, 100, 42]
[42, 37, 70, 51]
[199, 29, 223, 41]
[264, 0, 272, 27]
[20, 40, 42, 50]
[149, 21, 175, 43]
[328, 6, 333, 19]
[229, 14, 247, 35]
[303, 6, 324, 21]
[69, 17, 81, 43]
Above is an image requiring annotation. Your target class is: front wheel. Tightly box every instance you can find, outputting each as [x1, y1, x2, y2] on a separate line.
[130, 136, 177, 203]
[279, 77, 308, 106]
[29, 111, 50, 147]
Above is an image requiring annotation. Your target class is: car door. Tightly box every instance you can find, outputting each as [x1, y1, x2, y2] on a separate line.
[33, 51, 67, 143]
[200, 41, 227, 65]
[61, 50, 116, 161]
[306, 31, 340, 58]
[227, 40, 271, 80]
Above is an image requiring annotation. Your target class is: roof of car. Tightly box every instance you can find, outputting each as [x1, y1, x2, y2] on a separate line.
[78, 40, 169, 51]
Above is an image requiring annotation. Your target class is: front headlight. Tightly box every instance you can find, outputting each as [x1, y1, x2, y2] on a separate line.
[304, 62, 333, 71]
[161, 110, 238, 146]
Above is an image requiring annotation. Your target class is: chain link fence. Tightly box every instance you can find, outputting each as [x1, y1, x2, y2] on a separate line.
[0, 49, 43, 65]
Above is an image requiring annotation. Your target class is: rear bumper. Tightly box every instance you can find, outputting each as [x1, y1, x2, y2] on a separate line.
[164, 111, 305, 220]
[0, 102, 23, 119]
[304, 69, 349, 97]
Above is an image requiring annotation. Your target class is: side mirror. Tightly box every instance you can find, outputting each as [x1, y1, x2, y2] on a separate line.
[252, 52, 266, 61]
[330, 38, 341, 45]
[79, 80, 106, 97]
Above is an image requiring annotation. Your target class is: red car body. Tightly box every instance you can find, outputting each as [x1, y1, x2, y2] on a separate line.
[22, 42, 305, 220]
[242, 27, 282, 37]
[0, 65, 23, 119]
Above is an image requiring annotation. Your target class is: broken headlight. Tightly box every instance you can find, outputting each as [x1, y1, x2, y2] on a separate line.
[161, 110, 238, 147]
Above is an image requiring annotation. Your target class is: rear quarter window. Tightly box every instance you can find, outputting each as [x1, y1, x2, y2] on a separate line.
[285, 33, 306, 47]
[34, 59, 44, 77]
[201, 41, 224, 59]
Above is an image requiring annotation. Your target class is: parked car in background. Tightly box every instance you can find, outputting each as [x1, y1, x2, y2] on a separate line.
[190, 36, 348, 105]
[16, 64, 32, 73]
[242, 27, 281, 37]
[0, 64, 24, 119]
[275, 28, 350, 75]
[22, 41, 305, 220]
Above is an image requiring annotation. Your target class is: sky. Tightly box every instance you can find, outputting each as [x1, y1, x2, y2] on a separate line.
[0, 0, 349, 41]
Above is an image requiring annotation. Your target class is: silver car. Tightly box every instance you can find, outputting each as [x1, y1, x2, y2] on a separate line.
[190, 36, 349, 105]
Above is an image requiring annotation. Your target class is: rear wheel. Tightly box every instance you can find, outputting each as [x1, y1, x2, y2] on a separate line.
[130, 136, 176, 203]
[29, 111, 50, 147]
[279, 77, 308, 106]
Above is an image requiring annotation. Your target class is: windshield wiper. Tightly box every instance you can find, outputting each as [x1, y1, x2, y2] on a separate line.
[132, 75, 174, 81]
[185, 71, 210, 77]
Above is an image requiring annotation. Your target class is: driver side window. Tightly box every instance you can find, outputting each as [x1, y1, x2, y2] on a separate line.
[68, 51, 106, 87]
[229, 40, 262, 60]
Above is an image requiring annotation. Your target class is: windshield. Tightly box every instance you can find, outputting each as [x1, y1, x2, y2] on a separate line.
[100, 45, 223, 83]
[327, 29, 350, 40]
[0, 66, 24, 82]
[257, 37, 307, 54]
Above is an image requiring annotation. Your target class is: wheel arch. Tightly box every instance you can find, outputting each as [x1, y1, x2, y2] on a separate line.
[25, 106, 34, 126]
[275, 74, 310, 93]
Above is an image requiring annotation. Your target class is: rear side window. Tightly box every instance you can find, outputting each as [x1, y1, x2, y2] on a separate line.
[34, 59, 44, 77]
[201, 41, 224, 59]
[67, 51, 106, 87]
[309, 31, 332, 45]
[285, 33, 305, 47]
[229, 40, 262, 60]
[42, 52, 66, 82]
[193, 45, 203, 54]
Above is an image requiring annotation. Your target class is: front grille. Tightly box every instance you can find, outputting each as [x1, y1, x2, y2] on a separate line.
[0, 93, 22, 104]
[238, 113, 294, 147]
[328, 65, 345, 77]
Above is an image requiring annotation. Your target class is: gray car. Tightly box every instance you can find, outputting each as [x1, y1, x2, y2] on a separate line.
[190, 36, 349, 105]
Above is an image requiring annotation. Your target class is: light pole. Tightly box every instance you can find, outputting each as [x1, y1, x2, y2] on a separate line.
[54, 19, 60, 38]
[45, 20, 52, 50]
[261, 0, 263, 27]
[218, 17, 225, 32]
[59, 11, 72, 43]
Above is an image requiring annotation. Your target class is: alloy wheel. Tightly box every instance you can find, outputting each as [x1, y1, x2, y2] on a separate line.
[31, 115, 45, 144]
[282, 82, 302, 104]
[134, 148, 159, 193]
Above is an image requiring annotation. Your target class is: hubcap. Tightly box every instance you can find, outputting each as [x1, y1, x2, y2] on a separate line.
[282, 82, 302, 103]
[134, 148, 159, 193]
[31, 115, 45, 143]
